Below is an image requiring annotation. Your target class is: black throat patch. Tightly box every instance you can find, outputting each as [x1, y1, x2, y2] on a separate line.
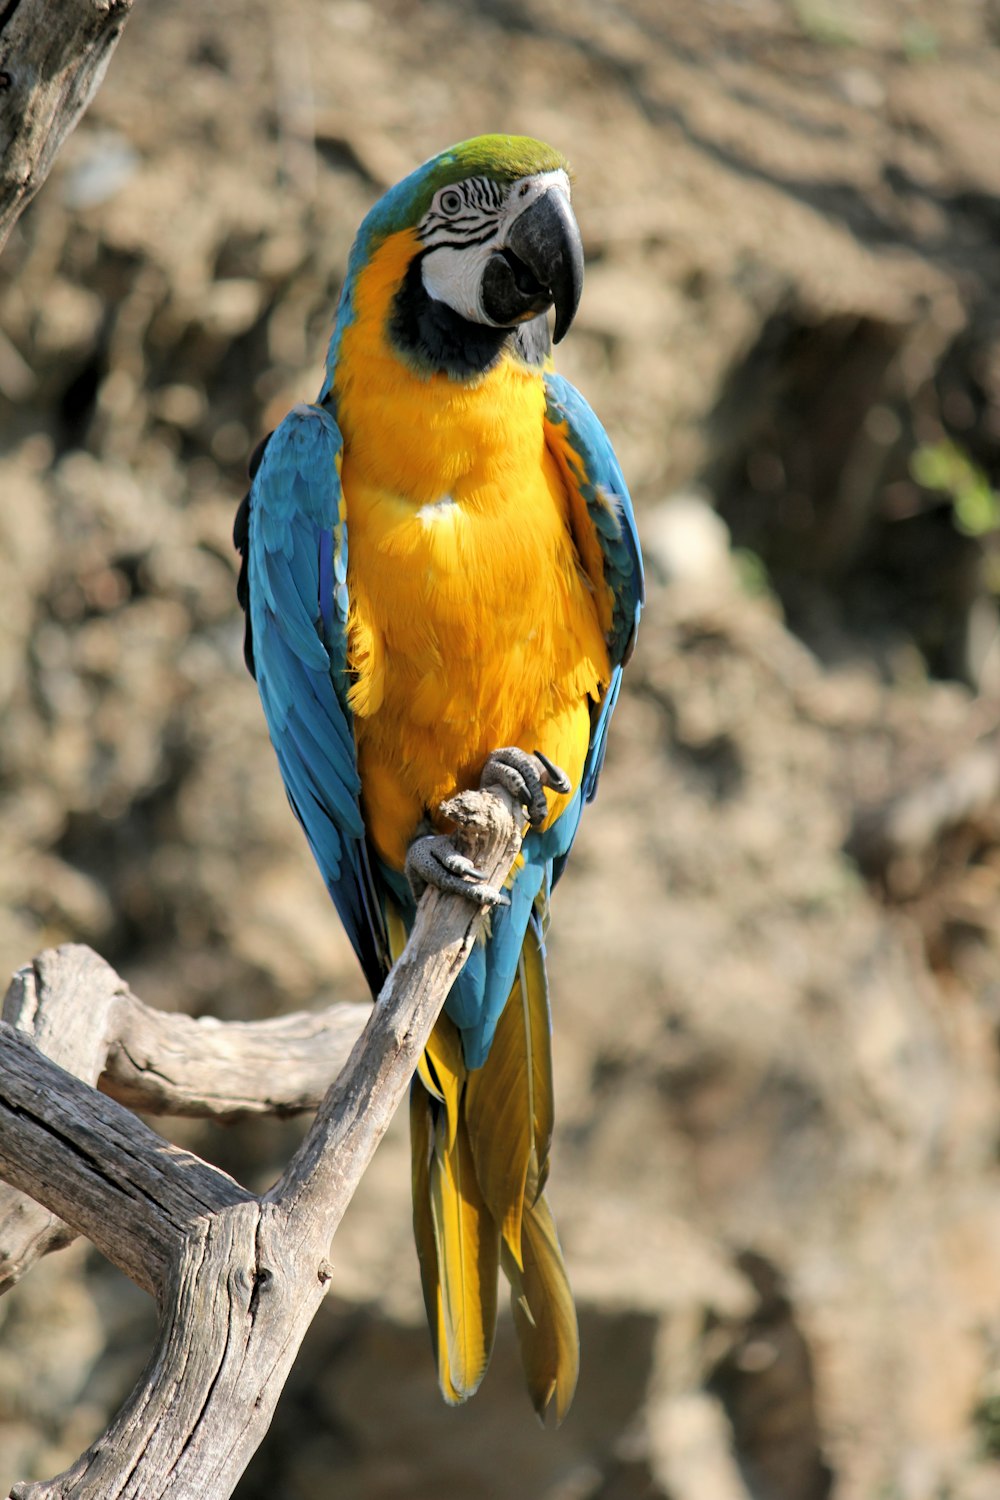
[388, 253, 550, 379]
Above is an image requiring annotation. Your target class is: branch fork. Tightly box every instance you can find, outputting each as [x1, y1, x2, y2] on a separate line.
[0, 778, 524, 1499]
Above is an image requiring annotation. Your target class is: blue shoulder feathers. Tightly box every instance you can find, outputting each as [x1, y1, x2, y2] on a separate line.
[543, 371, 643, 818]
[241, 402, 390, 996]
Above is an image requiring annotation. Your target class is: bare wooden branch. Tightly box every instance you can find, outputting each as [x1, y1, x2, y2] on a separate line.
[106, 995, 371, 1119]
[3, 945, 371, 1123]
[0, 1024, 252, 1297]
[0, 0, 135, 253]
[0, 945, 370, 1294]
[1, 946, 125, 1289]
[0, 779, 523, 1500]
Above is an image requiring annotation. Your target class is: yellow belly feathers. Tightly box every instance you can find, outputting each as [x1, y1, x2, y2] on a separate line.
[333, 228, 610, 868]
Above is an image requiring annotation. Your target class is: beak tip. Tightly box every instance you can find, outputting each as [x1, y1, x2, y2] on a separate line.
[552, 273, 582, 344]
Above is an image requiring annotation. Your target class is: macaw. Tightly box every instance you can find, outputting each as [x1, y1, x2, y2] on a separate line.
[234, 135, 642, 1422]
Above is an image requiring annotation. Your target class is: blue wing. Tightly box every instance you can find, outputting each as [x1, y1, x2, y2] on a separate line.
[541, 370, 644, 868]
[239, 401, 390, 996]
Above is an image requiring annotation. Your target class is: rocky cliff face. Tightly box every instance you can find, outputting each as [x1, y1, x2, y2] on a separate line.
[2, 2, 1000, 1496]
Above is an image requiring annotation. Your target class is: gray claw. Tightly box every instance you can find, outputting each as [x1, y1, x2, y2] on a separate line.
[481, 746, 571, 826]
[405, 833, 507, 907]
[439, 849, 486, 881]
[533, 748, 572, 795]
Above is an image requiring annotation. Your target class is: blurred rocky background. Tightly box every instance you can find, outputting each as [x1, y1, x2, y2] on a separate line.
[2, 0, 1000, 1496]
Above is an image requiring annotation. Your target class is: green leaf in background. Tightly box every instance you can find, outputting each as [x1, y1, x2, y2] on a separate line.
[910, 440, 1000, 538]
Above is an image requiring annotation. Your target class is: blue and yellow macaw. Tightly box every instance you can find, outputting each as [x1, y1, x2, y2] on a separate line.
[234, 135, 642, 1421]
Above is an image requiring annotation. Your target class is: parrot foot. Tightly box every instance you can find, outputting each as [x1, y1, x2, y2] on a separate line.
[481, 747, 571, 827]
[405, 832, 510, 908]
[405, 750, 570, 907]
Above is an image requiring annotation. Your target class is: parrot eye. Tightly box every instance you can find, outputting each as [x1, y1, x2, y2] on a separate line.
[439, 189, 464, 217]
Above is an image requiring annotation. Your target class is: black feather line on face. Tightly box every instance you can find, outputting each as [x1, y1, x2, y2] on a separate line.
[420, 175, 506, 245]
[389, 253, 550, 378]
[422, 228, 499, 253]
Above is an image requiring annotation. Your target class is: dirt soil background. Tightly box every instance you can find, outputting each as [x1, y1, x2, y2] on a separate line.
[3, 1, 1000, 1497]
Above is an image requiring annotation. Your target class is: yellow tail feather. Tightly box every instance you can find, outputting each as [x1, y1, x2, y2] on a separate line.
[409, 1084, 462, 1404]
[418, 1011, 466, 1148]
[410, 1022, 499, 1404]
[409, 917, 579, 1417]
[429, 1106, 499, 1399]
[464, 916, 554, 1266]
[502, 1193, 580, 1425]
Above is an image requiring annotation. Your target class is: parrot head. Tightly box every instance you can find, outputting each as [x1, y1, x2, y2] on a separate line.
[331, 135, 584, 381]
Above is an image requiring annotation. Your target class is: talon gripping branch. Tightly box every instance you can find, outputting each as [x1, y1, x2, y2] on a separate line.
[234, 135, 643, 1420]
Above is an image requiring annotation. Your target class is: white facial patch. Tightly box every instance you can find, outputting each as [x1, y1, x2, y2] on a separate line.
[419, 169, 572, 328]
[421, 247, 490, 327]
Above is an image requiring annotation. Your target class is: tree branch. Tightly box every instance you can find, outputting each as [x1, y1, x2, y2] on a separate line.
[0, 945, 370, 1294]
[0, 1024, 252, 1296]
[0, 0, 135, 253]
[0, 779, 523, 1500]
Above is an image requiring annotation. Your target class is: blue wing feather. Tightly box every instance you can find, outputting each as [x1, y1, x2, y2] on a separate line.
[543, 371, 643, 809]
[247, 401, 390, 995]
[543, 371, 643, 675]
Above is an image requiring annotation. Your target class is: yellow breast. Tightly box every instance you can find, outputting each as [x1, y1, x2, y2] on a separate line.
[333, 229, 610, 868]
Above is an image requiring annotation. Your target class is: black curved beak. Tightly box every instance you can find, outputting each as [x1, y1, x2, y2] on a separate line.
[480, 187, 584, 343]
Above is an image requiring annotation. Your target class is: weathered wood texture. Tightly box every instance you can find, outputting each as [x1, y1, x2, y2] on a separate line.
[0, 781, 523, 1499]
[0, 945, 370, 1294]
[0, 0, 135, 252]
